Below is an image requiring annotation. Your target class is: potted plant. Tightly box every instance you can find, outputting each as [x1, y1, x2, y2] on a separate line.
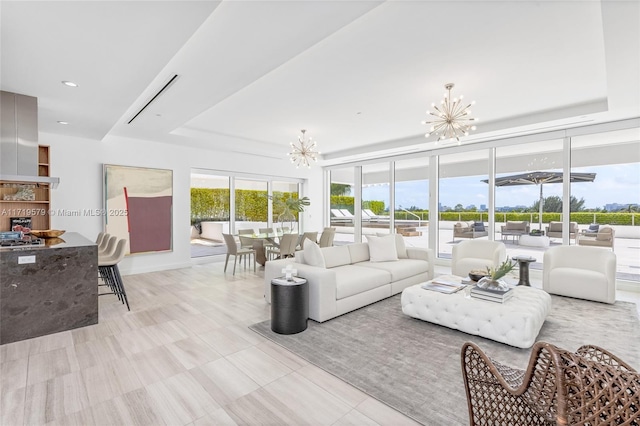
[477, 258, 516, 291]
[276, 196, 310, 233]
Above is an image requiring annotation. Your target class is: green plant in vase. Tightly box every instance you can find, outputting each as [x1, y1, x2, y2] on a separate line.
[277, 196, 310, 233]
[477, 258, 516, 291]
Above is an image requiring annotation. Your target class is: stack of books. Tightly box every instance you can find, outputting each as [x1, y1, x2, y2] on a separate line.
[421, 279, 466, 294]
[470, 285, 513, 303]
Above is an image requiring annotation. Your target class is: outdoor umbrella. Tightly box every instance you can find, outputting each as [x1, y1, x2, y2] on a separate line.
[482, 171, 597, 230]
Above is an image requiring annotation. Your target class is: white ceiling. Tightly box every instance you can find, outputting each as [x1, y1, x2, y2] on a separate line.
[2, 0, 638, 165]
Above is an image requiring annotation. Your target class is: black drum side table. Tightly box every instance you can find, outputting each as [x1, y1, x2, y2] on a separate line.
[271, 276, 309, 334]
[512, 255, 536, 286]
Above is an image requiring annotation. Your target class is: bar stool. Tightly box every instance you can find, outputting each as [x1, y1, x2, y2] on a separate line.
[98, 239, 130, 310]
[97, 233, 111, 252]
[99, 235, 118, 257]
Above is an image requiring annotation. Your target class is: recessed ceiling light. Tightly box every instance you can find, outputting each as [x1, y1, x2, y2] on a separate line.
[57, 121, 69, 125]
[61, 81, 78, 87]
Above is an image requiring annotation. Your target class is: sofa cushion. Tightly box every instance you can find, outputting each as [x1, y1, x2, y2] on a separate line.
[348, 242, 370, 263]
[506, 221, 527, 231]
[321, 245, 352, 268]
[334, 265, 391, 299]
[303, 241, 326, 268]
[358, 259, 429, 282]
[596, 226, 613, 241]
[376, 233, 408, 259]
[473, 222, 486, 232]
[548, 222, 562, 232]
[549, 267, 609, 303]
[366, 235, 398, 262]
[588, 224, 600, 232]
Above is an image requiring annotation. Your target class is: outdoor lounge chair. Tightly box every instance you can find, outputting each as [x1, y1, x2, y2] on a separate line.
[461, 341, 639, 425]
[330, 209, 351, 223]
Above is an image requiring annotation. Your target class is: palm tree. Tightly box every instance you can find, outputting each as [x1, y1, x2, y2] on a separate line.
[331, 183, 351, 196]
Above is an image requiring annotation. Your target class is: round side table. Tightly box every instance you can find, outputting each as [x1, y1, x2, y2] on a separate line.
[271, 276, 309, 334]
[512, 256, 536, 286]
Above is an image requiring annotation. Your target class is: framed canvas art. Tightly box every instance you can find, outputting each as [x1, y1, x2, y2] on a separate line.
[103, 164, 173, 254]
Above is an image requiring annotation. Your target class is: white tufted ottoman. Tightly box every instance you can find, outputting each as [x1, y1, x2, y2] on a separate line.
[401, 282, 552, 348]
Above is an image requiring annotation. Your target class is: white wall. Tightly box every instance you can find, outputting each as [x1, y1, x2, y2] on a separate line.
[41, 132, 319, 275]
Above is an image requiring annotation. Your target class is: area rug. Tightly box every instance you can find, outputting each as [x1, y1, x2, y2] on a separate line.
[250, 294, 640, 425]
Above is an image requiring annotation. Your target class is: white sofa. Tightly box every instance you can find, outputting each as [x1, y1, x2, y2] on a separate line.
[543, 245, 616, 304]
[264, 240, 435, 322]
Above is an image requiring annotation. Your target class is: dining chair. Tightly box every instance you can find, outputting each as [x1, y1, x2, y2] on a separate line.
[238, 228, 254, 249]
[299, 231, 318, 249]
[259, 227, 275, 236]
[318, 229, 336, 247]
[266, 233, 298, 260]
[223, 234, 256, 275]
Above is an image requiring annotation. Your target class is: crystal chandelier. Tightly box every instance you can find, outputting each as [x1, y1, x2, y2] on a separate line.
[288, 129, 320, 168]
[422, 83, 478, 142]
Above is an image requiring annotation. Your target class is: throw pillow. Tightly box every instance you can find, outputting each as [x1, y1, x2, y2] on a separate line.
[366, 235, 398, 262]
[588, 224, 600, 232]
[376, 233, 408, 259]
[303, 240, 326, 268]
[473, 222, 485, 232]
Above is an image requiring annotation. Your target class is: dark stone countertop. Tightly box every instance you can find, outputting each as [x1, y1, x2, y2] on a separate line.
[0, 232, 95, 252]
[0, 232, 98, 345]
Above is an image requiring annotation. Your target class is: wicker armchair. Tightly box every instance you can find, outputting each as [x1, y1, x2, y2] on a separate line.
[461, 341, 640, 425]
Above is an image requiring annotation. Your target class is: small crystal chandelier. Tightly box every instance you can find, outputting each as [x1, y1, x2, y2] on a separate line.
[288, 129, 320, 168]
[422, 83, 478, 142]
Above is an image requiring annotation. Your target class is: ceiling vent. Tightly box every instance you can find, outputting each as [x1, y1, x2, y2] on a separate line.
[127, 74, 179, 124]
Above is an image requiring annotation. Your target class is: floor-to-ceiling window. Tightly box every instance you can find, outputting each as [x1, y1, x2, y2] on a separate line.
[495, 139, 564, 268]
[272, 181, 301, 233]
[438, 150, 489, 259]
[394, 157, 429, 248]
[323, 120, 639, 284]
[361, 163, 391, 242]
[235, 179, 268, 233]
[570, 128, 640, 281]
[190, 174, 230, 258]
[191, 170, 303, 258]
[330, 167, 356, 244]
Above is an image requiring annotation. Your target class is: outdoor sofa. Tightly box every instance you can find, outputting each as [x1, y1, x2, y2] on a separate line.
[545, 221, 579, 243]
[453, 221, 488, 240]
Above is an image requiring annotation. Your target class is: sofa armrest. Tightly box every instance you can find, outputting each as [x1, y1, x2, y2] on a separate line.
[264, 258, 338, 322]
[407, 247, 435, 280]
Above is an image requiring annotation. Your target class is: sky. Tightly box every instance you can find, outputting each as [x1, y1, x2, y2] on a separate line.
[361, 163, 640, 210]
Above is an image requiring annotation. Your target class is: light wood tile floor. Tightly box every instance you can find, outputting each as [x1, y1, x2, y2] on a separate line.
[0, 262, 422, 426]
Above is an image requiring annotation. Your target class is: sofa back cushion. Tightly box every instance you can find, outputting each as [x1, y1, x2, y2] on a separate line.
[506, 221, 527, 231]
[596, 226, 614, 241]
[548, 222, 562, 232]
[366, 235, 399, 262]
[303, 240, 326, 268]
[348, 242, 370, 263]
[322, 245, 352, 268]
[473, 222, 486, 232]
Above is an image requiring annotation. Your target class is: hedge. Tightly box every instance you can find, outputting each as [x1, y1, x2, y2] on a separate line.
[190, 188, 299, 224]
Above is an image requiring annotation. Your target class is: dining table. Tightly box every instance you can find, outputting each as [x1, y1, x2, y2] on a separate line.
[237, 232, 285, 266]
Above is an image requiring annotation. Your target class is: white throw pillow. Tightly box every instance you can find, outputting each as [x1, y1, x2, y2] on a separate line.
[303, 240, 326, 268]
[376, 233, 408, 259]
[366, 235, 398, 262]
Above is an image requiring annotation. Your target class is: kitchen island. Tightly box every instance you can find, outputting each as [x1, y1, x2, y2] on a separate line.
[0, 232, 98, 345]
